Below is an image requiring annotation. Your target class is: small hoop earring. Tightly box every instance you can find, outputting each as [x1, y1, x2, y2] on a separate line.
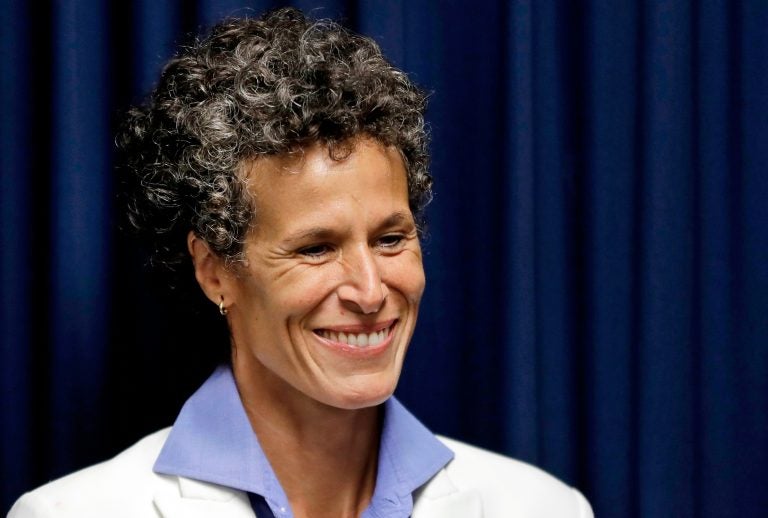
[219, 297, 228, 316]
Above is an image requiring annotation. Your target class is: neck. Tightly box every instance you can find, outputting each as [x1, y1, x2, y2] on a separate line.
[232, 358, 382, 518]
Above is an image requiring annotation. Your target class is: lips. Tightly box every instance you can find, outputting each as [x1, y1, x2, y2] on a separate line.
[314, 321, 396, 348]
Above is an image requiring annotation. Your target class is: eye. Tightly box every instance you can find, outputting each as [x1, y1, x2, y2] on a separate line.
[377, 234, 406, 249]
[297, 243, 333, 258]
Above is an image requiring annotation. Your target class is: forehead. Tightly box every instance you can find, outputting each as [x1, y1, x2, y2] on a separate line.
[242, 139, 411, 234]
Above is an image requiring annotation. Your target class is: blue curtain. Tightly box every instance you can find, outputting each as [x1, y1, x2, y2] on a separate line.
[2, 1, 766, 516]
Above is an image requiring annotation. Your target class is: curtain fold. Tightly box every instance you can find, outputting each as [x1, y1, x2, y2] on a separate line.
[1, 0, 33, 506]
[48, 0, 112, 476]
[2, 1, 766, 516]
[582, 1, 640, 513]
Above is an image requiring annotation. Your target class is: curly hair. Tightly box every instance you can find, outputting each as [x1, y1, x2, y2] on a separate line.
[117, 7, 432, 273]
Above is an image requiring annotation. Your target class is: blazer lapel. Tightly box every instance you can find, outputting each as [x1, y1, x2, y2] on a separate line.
[154, 477, 256, 518]
[412, 469, 483, 518]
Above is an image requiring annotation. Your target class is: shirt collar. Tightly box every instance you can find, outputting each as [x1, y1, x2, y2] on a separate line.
[154, 365, 453, 517]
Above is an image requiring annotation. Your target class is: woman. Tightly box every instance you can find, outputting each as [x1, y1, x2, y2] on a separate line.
[10, 8, 592, 518]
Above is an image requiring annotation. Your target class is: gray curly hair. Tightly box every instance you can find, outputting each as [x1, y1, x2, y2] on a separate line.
[117, 7, 432, 273]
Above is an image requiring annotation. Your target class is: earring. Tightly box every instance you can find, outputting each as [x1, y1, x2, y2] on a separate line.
[219, 296, 228, 316]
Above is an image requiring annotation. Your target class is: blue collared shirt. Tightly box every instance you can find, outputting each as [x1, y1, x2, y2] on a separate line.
[154, 366, 453, 517]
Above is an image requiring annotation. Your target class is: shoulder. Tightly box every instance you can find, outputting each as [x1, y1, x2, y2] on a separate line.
[413, 436, 593, 518]
[8, 429, 174, 518]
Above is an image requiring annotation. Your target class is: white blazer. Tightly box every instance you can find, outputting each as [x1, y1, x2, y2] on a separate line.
[8, 429, 593, 518]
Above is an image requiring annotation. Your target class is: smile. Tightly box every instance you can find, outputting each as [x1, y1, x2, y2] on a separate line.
[314, 321, 396, 348]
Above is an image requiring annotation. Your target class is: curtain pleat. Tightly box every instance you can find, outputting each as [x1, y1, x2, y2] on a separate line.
[132, 1, 183, 96]
[48, 0, 112, 476]
[695, 4, 738, 516]
[1, 0, 33, 505]
[582, 0, 639, 513]
[501, 0, 539, 464]
[635, 2, 697, 515]
[2, 1, 767, 516]
[734, 3, 768, 516]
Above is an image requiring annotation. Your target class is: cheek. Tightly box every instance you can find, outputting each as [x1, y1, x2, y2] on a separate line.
[386, 255, 426, 303]
[279, 271, 342, 316]
[409, 268, 426, 303]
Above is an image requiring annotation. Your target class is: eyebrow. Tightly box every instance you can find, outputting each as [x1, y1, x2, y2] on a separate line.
[281, 211, 415, 244]
[282, 227, 336, 244]
[376, 211, 414, 231]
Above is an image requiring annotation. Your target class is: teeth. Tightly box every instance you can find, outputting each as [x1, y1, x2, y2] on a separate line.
[318, 326, 391, 348]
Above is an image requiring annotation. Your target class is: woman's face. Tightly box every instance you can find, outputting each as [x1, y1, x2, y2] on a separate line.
[225, 138, 425, 411]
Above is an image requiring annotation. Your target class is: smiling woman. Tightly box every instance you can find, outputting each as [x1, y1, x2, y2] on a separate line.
[9, 7, 591, 518]
[195, 138, 425, 413]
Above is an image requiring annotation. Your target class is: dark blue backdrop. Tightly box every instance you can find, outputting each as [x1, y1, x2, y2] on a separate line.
[2, 1, 767, 516]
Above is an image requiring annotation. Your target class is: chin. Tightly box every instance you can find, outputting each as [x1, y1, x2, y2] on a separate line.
[322, 377, 399, 410]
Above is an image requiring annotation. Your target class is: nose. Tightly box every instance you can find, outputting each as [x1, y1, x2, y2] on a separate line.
[337, 246, 388, 314]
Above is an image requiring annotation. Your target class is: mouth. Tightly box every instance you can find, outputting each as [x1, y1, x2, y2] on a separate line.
[314, 320, 397, 349]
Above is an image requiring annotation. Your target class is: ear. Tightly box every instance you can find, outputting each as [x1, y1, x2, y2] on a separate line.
[187, 231, 231, 307]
